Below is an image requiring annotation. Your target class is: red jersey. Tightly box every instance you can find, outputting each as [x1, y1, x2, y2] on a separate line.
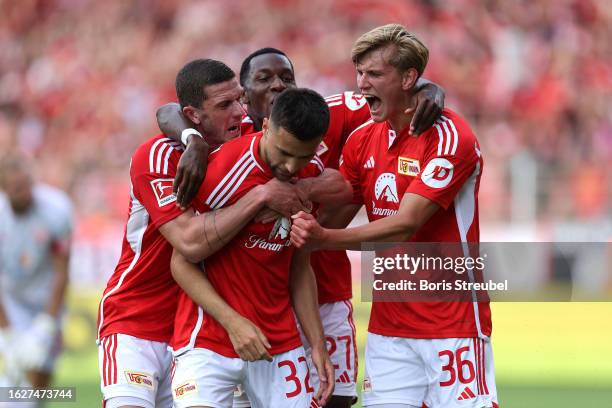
[97, 135, 185, 342]
[310, 92, 372, 304]
[172, 133, 322, 357]
[240, 115, 256, 135]
[340, 109, 492, 338]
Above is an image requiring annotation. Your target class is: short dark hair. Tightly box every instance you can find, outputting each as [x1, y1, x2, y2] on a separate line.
[239, 47, 294, 86]
[269, 88, 329, 141]
[175, 59, 235, 108]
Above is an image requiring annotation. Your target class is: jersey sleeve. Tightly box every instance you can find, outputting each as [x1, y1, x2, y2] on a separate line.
[406, 115, 481, 210]
[131, 138, 186, 228]
[339, 132, 364, 205]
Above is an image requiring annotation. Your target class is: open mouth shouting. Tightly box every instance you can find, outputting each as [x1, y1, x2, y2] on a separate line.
[364, 94, 382, 115]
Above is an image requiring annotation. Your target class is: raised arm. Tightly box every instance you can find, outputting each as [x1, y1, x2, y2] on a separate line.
[171, 250, 271, 361]
[289, 249, 334, 406]
[156, 102, 210, 209]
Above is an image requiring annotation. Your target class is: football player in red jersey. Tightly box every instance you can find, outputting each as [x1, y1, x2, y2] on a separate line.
[291, 25, 499, 408]
[97, 60, 341, 408]
[156, 47, 445, 408]
[170, 88, 336, 408]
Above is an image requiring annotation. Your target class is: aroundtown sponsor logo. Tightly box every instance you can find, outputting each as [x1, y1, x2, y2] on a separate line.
[124, 371, 154, 390]
[372, 172, 399, 216]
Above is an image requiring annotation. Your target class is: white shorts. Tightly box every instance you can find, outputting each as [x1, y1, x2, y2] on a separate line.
[98, 334, 173, 408]
[300, 300, 357, 398]
[172, 347, 315, 408]
[362, 333, 498, 408]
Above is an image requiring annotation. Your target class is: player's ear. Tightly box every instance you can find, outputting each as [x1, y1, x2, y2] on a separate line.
[401, 68, 418, 91]
[182, 106, 201, 125]
[262, 118, 269, 134]
[240, 89, 249, 105]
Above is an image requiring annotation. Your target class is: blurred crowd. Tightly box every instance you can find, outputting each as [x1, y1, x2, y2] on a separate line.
[0, 0, 610, 233]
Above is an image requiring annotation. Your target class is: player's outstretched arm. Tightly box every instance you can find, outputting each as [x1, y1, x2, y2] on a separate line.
[170, 250, 272, 362]
[156, 102, 210, 209]
[291, 193, 439, 250]
[289, 249, 334, 406]
[409, 78, 445, 136]
[160, 179, 309, 262]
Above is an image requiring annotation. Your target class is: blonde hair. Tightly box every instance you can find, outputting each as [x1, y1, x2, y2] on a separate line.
[351, 24, 429, 77]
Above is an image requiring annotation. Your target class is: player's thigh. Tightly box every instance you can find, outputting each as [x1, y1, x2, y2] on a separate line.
[98, 334, 171, 407]
[361, 333, 427, 407]
[416, 337, 498, 408]
[245, 347, 313, 408]
[171, 348, 244, 408]
[301, 301, 358, 399]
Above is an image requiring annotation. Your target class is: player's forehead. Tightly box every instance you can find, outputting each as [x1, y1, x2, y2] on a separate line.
[355, 44, 396, 71]
[272, 125, 320, 156]
[204, 77, 242, 102]
[248, 53, 294, 76]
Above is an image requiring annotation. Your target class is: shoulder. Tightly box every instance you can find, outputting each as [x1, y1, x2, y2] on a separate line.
[131, 134, 184, 175]
[423, 109, 478, 157]
[33, 184, 74, 226]
[209, 133, 257, 161]
[344, 118, 377, 148]
[325, 91, 368, 112]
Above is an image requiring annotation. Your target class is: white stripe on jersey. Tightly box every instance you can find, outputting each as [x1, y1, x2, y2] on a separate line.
[213, 161, 256, 209]
[435, 116, 459, 156]
[206, 152, 251, 206]
[97, 187, 149, 340]
[453, 161, 487, 340]
[162, 144, 174, 175]
[442, 115, 459, 155]
[325, 94, 342, 102]
[327, 101, 343, 107]
[156, 143, 169, 173]
[171, 306, 204, 356]
[311, 155, 324, 172]
[149, 138, 168, 173]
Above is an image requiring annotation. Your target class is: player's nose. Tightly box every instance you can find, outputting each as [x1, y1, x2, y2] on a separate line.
[270, 75, 286, 91]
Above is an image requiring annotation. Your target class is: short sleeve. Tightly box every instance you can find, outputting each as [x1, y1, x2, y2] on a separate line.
[407, 116, 481, 210]
[131, 139, 185, 228]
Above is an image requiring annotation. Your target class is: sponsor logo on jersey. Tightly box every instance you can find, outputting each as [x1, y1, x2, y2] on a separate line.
[344, 91, 368, 111]
[363, 156, 375, 169]
[374, 173, 399, 203]
[398, 157, 420, 176]
[150, 178, 177, 207]
[317, 141, 329, 156]
[124, 371, 154, 390]
[233, 384, 244, 397]
[174, 381, 198, 398]
[421, 158, 454, 188]
[245, 235, 291, 252]
[362, 376, 372, 392]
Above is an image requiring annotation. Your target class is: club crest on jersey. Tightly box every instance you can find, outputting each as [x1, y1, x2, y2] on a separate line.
[421, 158, 454, 188]
[374, 173, 399, 203]
[150, 178, 176, 207]
[174, 381, 198, 399]
[398, 157, 420, 176]
[317, 141, 329, 156]
[124, 371, 154, 390]
[344, 91, 368, 111]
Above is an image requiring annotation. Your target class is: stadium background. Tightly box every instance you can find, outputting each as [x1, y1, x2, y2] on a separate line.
[1, 0, 611, 406]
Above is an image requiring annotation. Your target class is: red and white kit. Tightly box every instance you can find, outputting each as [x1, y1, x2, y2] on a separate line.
[301, 92, 371, 397]
[340, 109, 498, 408]
[171, 133, 322, 408]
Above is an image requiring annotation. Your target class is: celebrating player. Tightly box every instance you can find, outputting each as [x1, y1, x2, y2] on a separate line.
[291, 25, 499, 408]
[0, 152, 73, 398]
[156, 47, 445, 408]
[170, 88, 335, 408]
[97, 59, 320, 408]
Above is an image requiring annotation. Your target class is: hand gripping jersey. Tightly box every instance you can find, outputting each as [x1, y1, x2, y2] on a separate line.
[340, 109, 492, 339]
[171, 133, 323, 357]
[97, 136, 185, 342]
[310, 91, 372, 304]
